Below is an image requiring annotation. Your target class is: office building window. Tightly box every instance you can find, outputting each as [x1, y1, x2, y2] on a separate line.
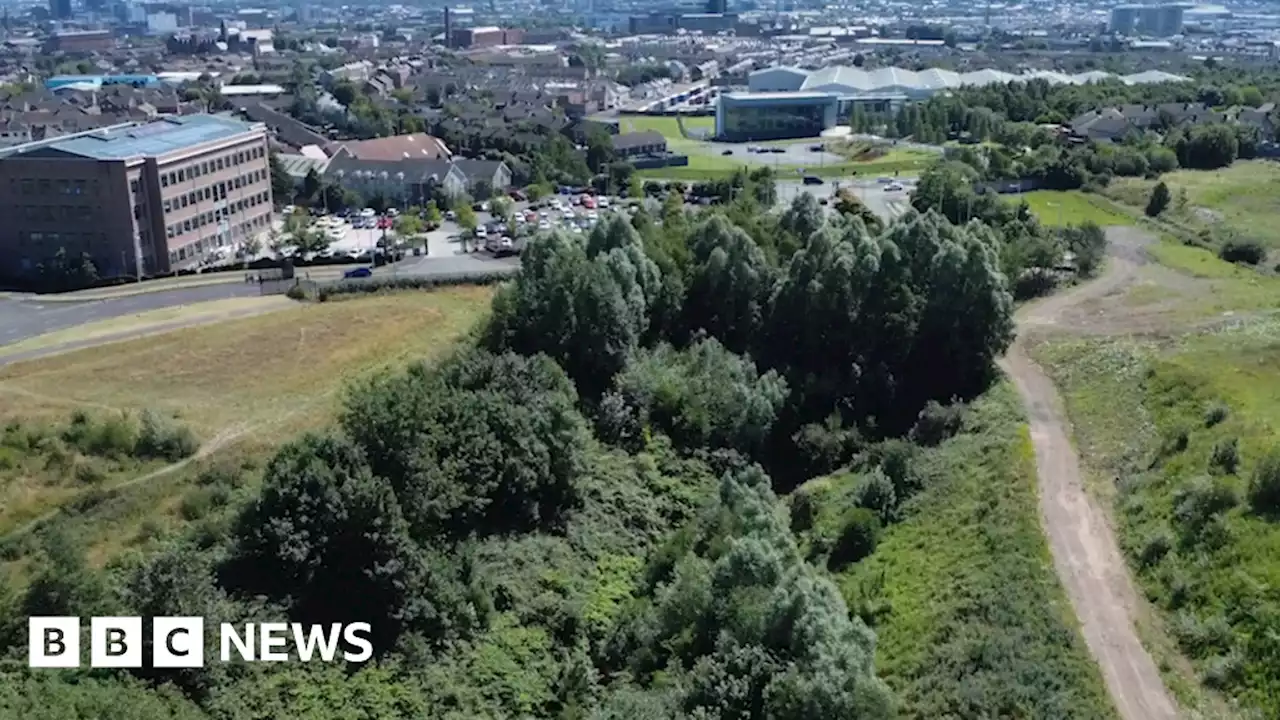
[178, 169, 185, 182]
[161, 174, 169, 187]
[130, 179, 140, 193]
[216, 158, 224, 170]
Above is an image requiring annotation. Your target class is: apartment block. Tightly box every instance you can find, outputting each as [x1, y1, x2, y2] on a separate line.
[0, 114, 273, 279]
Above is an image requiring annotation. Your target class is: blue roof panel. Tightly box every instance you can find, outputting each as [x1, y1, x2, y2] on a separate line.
[45, 115, 257, 160]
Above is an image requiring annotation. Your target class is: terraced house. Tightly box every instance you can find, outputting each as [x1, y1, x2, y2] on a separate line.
[0, 114, 272, 279]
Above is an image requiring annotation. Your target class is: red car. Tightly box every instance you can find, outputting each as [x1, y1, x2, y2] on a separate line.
[376, 217, 392, 230]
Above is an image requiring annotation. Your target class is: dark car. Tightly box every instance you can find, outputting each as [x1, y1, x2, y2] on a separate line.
[343, 266, 372, 279]
[721, 149, 733, 155]
[802, 175, 824, 185]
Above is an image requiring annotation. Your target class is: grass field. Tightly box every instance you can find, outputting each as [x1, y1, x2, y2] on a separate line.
[1013, 190, 1134, 227]
[794, 386, 1116, 719]
[0, 288, 492, 440]
[0, 287, 493, 572]
[617, 114, 714, 138]
[1105, 161, 1280, 249]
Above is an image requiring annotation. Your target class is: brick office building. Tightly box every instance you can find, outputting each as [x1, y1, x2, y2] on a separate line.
[0, 114, 273, 279]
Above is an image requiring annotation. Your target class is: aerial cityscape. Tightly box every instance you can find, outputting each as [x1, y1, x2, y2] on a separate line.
[0, 0, 1279, 718]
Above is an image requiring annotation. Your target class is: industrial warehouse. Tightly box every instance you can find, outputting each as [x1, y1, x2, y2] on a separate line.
[714, 65, 1191, 141]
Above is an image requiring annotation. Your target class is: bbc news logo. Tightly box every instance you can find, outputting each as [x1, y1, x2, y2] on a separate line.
[29, 617, 373, 668]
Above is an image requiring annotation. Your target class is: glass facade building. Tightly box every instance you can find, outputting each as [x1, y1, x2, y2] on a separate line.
[715, 93, 840, 142]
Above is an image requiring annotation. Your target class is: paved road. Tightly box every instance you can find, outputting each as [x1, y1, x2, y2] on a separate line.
[0, 249, 518, 348]
[1000, 227, 1179, 720]
[0, 283, 261, 347]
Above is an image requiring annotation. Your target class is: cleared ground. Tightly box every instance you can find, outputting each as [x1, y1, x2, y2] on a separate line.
[1104, 161, 1280, 249]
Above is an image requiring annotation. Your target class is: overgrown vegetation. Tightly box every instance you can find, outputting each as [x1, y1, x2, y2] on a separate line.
[1035, 319, 1280, 716]
[795, 387, 1116, 718]
[0, 176, 1113, 718]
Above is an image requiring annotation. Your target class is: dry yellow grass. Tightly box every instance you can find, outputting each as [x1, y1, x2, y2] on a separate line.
[0, 287, 493, 444]
[0, 296, 293, 358]
[0, 287, 493, 569]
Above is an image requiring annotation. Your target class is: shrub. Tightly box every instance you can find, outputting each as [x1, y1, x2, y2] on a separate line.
[854, 469, 898, 524]
[1157, 425, 1190, 460]
[1170, 611, 1234, 659]
[314, 271, 516, 301]
[1203, 401, 1229, 428]
[135, 518, 167, 543]
[73, 460, 106, 485]
[1136, 529, 1173, 569]
[1203, 651, 1244, 690]
[61, 411, 137, 459]
[789, 489, 819, 533]
[1145, 181, 1171, 217]
[1218, 239, 1265, 265]
[1248, 445, 1280, 516]
[828, 507, 881, 570]
[1208, 436, 1239, 475]
[134, 410, 199, 462]
[908, 400, 966, 446]
[1173, 476, 1237, 544]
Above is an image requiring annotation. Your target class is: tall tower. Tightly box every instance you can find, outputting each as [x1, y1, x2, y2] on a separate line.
[443, 7, 452, 47]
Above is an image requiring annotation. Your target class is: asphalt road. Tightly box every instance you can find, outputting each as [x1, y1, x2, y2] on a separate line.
[0, 283, 261, 347]
[0, 252, 519, 348]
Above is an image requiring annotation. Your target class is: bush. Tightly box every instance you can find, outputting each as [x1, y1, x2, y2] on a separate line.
[314, 270, 517, 301]
[1218, 239, 1265, 266]
[828, 507, 881, 570]
[1248, 445, 1280, 516]
[854, 469, 898, 524]
[1136, 529, 1173, 569]
[134, 410, 199, 462]
[908, 400, 966, 447]
[1203, 401, 1230, 428]
[1208, 436, 1240, 475]
[789, 488, 819, 533]
[61, 411, 137, 459]
[1173, 476, 1238, 542]
[1145, 181, 1171, 217]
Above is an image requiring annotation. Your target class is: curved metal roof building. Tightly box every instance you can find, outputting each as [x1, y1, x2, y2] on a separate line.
[747, 66, 1189, 99]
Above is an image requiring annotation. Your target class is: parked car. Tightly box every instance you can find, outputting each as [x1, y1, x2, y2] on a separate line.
[802, 175, 825, 185]
[885, 182, 904, 191]
[343, 267, 373, 279]
[359, 208, 376, 218]
[721, 149, 733, 156]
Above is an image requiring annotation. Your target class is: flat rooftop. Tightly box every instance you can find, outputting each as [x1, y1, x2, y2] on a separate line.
[36, 115, 260, 161]
[722, 91, 838, 102]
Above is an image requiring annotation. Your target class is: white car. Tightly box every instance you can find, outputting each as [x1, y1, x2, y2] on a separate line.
[359, 208, 376, 217]
[476, 226, 488, 238]
[598, 197, 611, 209]
[885, 183, 904, 192]
[538, 220, 551, 231]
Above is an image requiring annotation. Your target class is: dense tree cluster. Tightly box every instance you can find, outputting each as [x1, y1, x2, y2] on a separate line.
[911, 161, 1107, 294]
[0, 177, 1024, 718]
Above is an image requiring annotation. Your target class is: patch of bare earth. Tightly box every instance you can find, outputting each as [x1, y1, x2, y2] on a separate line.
[1003, 226, 1181, 720]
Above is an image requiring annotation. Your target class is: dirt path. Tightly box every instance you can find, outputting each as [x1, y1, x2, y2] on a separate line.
[1001, 226, 1181, 720]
